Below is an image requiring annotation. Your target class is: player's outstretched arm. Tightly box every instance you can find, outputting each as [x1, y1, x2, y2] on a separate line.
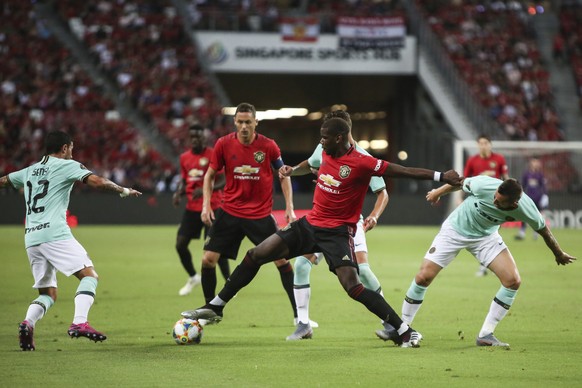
[85, 175, 142, 197]
[426, 181, 464, 205]
[537, 226, 576, 266]
[383, 163, 462, 186]
[279, 160, 312, 179]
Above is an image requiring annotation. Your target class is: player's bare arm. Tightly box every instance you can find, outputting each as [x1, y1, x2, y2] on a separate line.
[279, 160, 312, 179]
[536, 226, 576, 266]
[426, 180, 465, 205]
[364, 189, 388, 232]
[172, 179, 186, 207]
[0, 175, 10, 188]
[85, 175, 142, 197]
[279, 173, 296, 223]
[201, 166, 217, 226]
[384, 163, 462, 186]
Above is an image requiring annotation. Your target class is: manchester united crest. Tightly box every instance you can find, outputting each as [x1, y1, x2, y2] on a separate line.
[339, 165, 351, 179]
[254, 151, 265, 163]
[199, 157, 209, 167]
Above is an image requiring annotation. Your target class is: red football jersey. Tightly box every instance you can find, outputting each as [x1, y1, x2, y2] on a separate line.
[464, 152, 508, 178]
[180, 148, 223, 212]
[307, 147, 388, 229]
[210, 133, 282, 219]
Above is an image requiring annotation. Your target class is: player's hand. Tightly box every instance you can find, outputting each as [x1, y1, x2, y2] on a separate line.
[442, 170, 462, 186]
[555, 252, 576, 266]
[286, 209, 297, 224]
[279, 165, 293, 179]
[128, 188, 142, 197]
[172, 192, 181, 207]
[191, 188, 203, 200]
[426, 189, 441, 205]
[363, 215, 378, 232]
[201, 208, 214, 226]
[120, 188, 142, 198]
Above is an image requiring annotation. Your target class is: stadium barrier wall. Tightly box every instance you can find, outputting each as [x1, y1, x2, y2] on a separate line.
[3, 193, 580, 227]
[0, 193, 448, 226]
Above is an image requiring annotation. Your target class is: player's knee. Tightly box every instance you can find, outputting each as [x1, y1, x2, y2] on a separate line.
[503, 275, 521, 290]
[415, 272, 434, 287]
[41, 289, 57, 302]
[175, 241, 188, 253]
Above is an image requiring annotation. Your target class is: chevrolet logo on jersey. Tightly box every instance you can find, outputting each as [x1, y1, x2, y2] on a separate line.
[188, 168, 204, 179]
[254, 151, 265, 163]
[234, 165, 260, 175]
[319, 174, 340, 187]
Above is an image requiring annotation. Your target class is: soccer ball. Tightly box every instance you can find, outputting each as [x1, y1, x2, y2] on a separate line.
[172, 318, 203, 345]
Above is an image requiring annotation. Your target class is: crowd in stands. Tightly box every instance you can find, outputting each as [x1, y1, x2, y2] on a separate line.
[1, 0, 578, 196]
[185, 0, 404, 32]
[0, 0, 214, 193]
[418, 0, 563, 141]
[558, 1, 582, 111]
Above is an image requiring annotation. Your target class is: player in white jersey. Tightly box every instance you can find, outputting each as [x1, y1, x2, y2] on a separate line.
[0, 131, 141, 351]
[380, 176, 575, 347]
[282, 110, 391, 341]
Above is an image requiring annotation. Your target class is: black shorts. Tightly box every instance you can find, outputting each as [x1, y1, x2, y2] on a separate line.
[177, 210, 208, 240]
[204, 208, 279, 259]
[277, 217, 357, 273]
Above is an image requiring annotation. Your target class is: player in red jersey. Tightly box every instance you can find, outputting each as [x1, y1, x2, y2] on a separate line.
[182, 118, 462, 347]
[464, 135, 509, 179]
[464, 134, 509, 276]
[193, 102, 298, 321]
[172, 125, 230, 296]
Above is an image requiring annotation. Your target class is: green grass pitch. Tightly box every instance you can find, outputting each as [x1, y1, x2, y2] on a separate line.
[0, 225, 580, 387]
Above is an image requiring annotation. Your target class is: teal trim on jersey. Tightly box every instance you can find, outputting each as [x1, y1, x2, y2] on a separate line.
[76, 276, 98, 298]
[8, 156, 94, 248]
[495, 286, 517, 307]
[358, 263, 382, 293]
[293, 256, 312, 286]
[307, 144, 386, 193]
[449, 176, 546, 238]
[32, 294, 54, 313]
[406, 280, 428, 302]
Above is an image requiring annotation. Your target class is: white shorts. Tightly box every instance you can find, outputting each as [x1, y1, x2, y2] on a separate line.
[353, 218, 368, 253]
[26, 238, 94, 288]
[312, 219, 368, 265]
[424, 221, 507, 269]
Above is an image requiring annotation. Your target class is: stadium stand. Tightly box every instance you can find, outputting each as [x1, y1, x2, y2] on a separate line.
[416, 0, 564, 141]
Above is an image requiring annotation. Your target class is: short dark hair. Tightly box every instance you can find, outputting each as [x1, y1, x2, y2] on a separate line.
[45, 131, 72, 154]
[498, 178, 522, 202]
[323, 110, 352, 129]
[235, 102, 256, 117]
[322, 117, 350, 137]
[189, 124, 205, 132]
[477, 134, 491, 142]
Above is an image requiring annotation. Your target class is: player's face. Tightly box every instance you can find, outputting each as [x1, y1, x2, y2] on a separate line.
[189, 130, 205, 151]
[478, 138, 492, 157]
[320, 127, 338, 155]
[493, 190, 519, 211]
[63, 142, 74, 160]
[234, 111, 257, 144]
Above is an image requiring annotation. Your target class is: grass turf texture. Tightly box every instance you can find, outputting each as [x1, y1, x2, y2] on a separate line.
[0, 225, 580, 387]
